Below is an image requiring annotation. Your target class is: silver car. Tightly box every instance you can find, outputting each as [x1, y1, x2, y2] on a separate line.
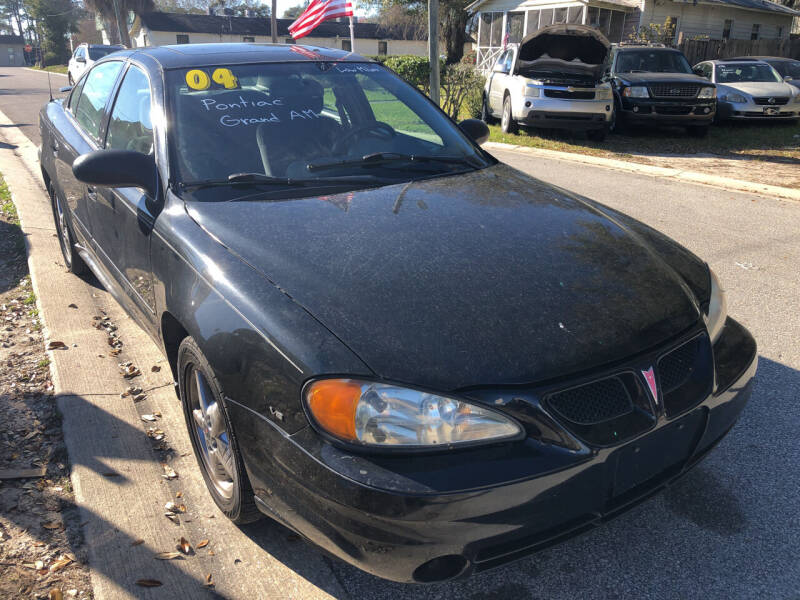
[482, 25, 615, 141]
[693, 59, 800, 122]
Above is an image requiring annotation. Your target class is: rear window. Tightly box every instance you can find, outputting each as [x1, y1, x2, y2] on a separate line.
[88, 46, 123, 60]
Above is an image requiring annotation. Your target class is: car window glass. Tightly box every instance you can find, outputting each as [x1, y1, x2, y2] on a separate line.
[74, 61, 123, 141]
[106, 65, 153, 154]
[167, 62, 487, 188]
[616, 51, 691, 74]
[68, 75, 86, 112]
[715, 63, 781, 83]
[88, 46, 122, 60]
[494, 51, 509, 73]
[75, 47, 84, 59]
[780, 61, 800, 79]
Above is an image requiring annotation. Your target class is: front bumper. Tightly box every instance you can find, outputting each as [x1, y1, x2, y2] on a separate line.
[619, 97, 715, 126]
[717, 100, 798, 120]
[231, 317, 756, 583]
[519, 96, 613, 131]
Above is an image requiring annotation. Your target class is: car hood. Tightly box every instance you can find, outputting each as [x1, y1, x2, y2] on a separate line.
[184, 164, 702, 391]
[516, 24, 610, 80]
[615, 72, 710, 85]
[717, 81, 793, 97]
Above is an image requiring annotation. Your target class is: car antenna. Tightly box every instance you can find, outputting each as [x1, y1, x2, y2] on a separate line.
[44, 53, 53, 102]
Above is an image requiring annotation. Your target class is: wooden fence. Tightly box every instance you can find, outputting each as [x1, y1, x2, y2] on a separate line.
[678, 36, 800, 65]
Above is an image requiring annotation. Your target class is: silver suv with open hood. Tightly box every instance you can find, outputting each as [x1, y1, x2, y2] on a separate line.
[481, 24, 614, 141]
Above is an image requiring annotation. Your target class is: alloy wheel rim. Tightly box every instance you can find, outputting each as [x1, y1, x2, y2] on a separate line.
[54, 194, 72, 267]
[188, 366, 235, 500]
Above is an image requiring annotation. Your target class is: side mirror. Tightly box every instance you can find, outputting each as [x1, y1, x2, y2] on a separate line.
[59, 86, 72, 93]
[459, 118, 490, 146]
[76, 56, 86, 63]
[73, 150, 157, 198]
[692, 67, 703, 76]
[785, 75, 794, 82]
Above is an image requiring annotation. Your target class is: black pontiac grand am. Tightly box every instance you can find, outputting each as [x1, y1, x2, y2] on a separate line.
[39, 43, 757, 583]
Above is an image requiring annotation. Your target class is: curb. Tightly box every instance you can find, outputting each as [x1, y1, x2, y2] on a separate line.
[483, 141, 800, 202]
[23, 66, 68, 77]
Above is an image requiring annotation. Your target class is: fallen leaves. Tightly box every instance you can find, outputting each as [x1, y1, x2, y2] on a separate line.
[197, 539, 209, 549]
[178, 537, 192, 554]
[154, 552, 182, 560]
[46, 340, 67, 350]
[49, 555, 73, 572]
[141, 413, 160, 422]
[119, 362, 141, 379]
[131, 539, 144, 546]
[151, 365, 161, 372]
[49, 589, 63, 600]
[204, 573, 214, 588]
[41, 521, 62, 530]
[135, 579, 162, 588]
[161, 463, 178, 480]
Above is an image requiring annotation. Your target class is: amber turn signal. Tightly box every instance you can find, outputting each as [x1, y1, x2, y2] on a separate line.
[305, 379, 362, 442]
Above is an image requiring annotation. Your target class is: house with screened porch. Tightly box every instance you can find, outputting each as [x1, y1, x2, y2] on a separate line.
[467, 0, 799, 72]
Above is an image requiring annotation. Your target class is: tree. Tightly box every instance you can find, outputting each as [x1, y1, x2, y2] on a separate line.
[370, 0, 470, 63]
[155, 0, 269, 16]
[83, 0, 155, 46]
[282, 3, 305, 18]
[26, 0, 81, 62]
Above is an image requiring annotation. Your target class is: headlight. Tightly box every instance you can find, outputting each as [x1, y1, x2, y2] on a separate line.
[622, 86, 648, 98]
[525, 85, 540, 98]
[595, 86, 612, 100]
[723, 92, 747, 103]
[305, 379, 523, 449]
[698, 87, 716, 99]
[705, 268, 727, 344]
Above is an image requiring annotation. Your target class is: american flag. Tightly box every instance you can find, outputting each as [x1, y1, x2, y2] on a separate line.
[289, 0, 354, 40]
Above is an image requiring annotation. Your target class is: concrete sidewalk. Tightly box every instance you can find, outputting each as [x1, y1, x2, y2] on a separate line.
[0, 109, 344, 599]
[483, 141, 800, 201]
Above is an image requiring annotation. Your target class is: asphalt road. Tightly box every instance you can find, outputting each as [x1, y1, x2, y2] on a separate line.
[1, 65, 799, 599]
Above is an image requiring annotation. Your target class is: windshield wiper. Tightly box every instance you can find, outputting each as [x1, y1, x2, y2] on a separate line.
[178, 172, 381, 191]
[307, 152, 479, 172]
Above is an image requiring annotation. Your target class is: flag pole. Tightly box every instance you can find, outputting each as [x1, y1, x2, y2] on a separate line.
[349, 15, 355, 52]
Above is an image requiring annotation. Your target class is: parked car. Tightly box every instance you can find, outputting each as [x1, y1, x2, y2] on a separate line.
[693, 59, 800, 122]
[728, 56, 800, 88]
[482, 24, 615, 141]
[67, 43, 124, 85]
[39, 44, 756, 584]
[608, 44, 716, 136]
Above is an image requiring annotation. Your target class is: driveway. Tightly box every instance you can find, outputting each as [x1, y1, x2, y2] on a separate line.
[1, 65, 798, 599]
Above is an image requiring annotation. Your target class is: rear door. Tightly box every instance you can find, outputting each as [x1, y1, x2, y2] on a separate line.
[98, 63, 158, 324]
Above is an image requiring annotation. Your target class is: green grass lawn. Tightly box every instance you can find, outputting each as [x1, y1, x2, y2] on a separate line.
[485, 119, 800, 163]
[31, 64, 68, 74]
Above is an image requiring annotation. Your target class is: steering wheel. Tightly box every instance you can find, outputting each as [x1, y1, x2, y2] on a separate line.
[333, 121, 396, 155]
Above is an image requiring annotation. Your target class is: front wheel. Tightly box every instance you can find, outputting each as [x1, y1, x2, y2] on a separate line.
[178, 337, 261, 524]
[501, 94, 518, 134]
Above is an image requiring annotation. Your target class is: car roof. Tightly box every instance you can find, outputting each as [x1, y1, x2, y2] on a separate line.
[119, 43, 372, 69]
[615, 45, 681, 52]
[728, 56, 796, 62]
[708, 59, 771, 65]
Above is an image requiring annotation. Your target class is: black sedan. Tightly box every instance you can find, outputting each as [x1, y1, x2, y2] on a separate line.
[38, 43, 756, 584]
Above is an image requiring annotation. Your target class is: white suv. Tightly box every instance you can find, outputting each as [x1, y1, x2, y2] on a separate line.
[68, 44, 124, 85]
[482, 25, 614, 141]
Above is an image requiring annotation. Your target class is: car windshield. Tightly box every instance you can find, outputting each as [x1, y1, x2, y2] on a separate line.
[87, 46, 122, 60]
[770, 60, 800, 79]
[616, 50, 692, 74]
[715, 63, 781, 83]
[166, 61, 490, 198]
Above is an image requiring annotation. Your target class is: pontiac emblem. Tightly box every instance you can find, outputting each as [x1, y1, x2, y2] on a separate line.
[642, 367, 658, 406]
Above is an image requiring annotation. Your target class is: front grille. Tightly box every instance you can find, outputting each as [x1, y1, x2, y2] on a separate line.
[753, 96, 789, 106]
[547, 377, 633, 425]
[544, 88, 595, 100]
[658, 334, 713, 418]
[648, 84, 699, 98]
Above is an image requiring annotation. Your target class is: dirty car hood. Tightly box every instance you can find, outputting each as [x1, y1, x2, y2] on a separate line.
[516, 24, 610, 80]
[185, 164, 702, 391]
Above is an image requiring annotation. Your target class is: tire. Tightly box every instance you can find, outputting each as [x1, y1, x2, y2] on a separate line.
[480, 93, 496, 125]
[586, 128, 607, 142]
[177, 337, 261, 524]
[501, 94, 518, 135]
[49, 182, 87, 275]
[687, 125, 709, 138]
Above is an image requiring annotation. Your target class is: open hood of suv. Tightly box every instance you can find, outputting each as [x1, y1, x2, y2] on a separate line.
[516, 24, 610, 80]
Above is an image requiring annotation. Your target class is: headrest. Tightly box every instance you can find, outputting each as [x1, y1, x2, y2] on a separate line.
[268, 76, 324, 115]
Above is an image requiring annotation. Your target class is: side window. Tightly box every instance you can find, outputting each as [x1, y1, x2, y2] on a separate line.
[176, 34, 189, 44]
[493, 50, 509, 73]
[68, 75, 86, 112]
[378, 41, 387, 56]
[74, 61, 123, 142]
[106, 65, 153, 155]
